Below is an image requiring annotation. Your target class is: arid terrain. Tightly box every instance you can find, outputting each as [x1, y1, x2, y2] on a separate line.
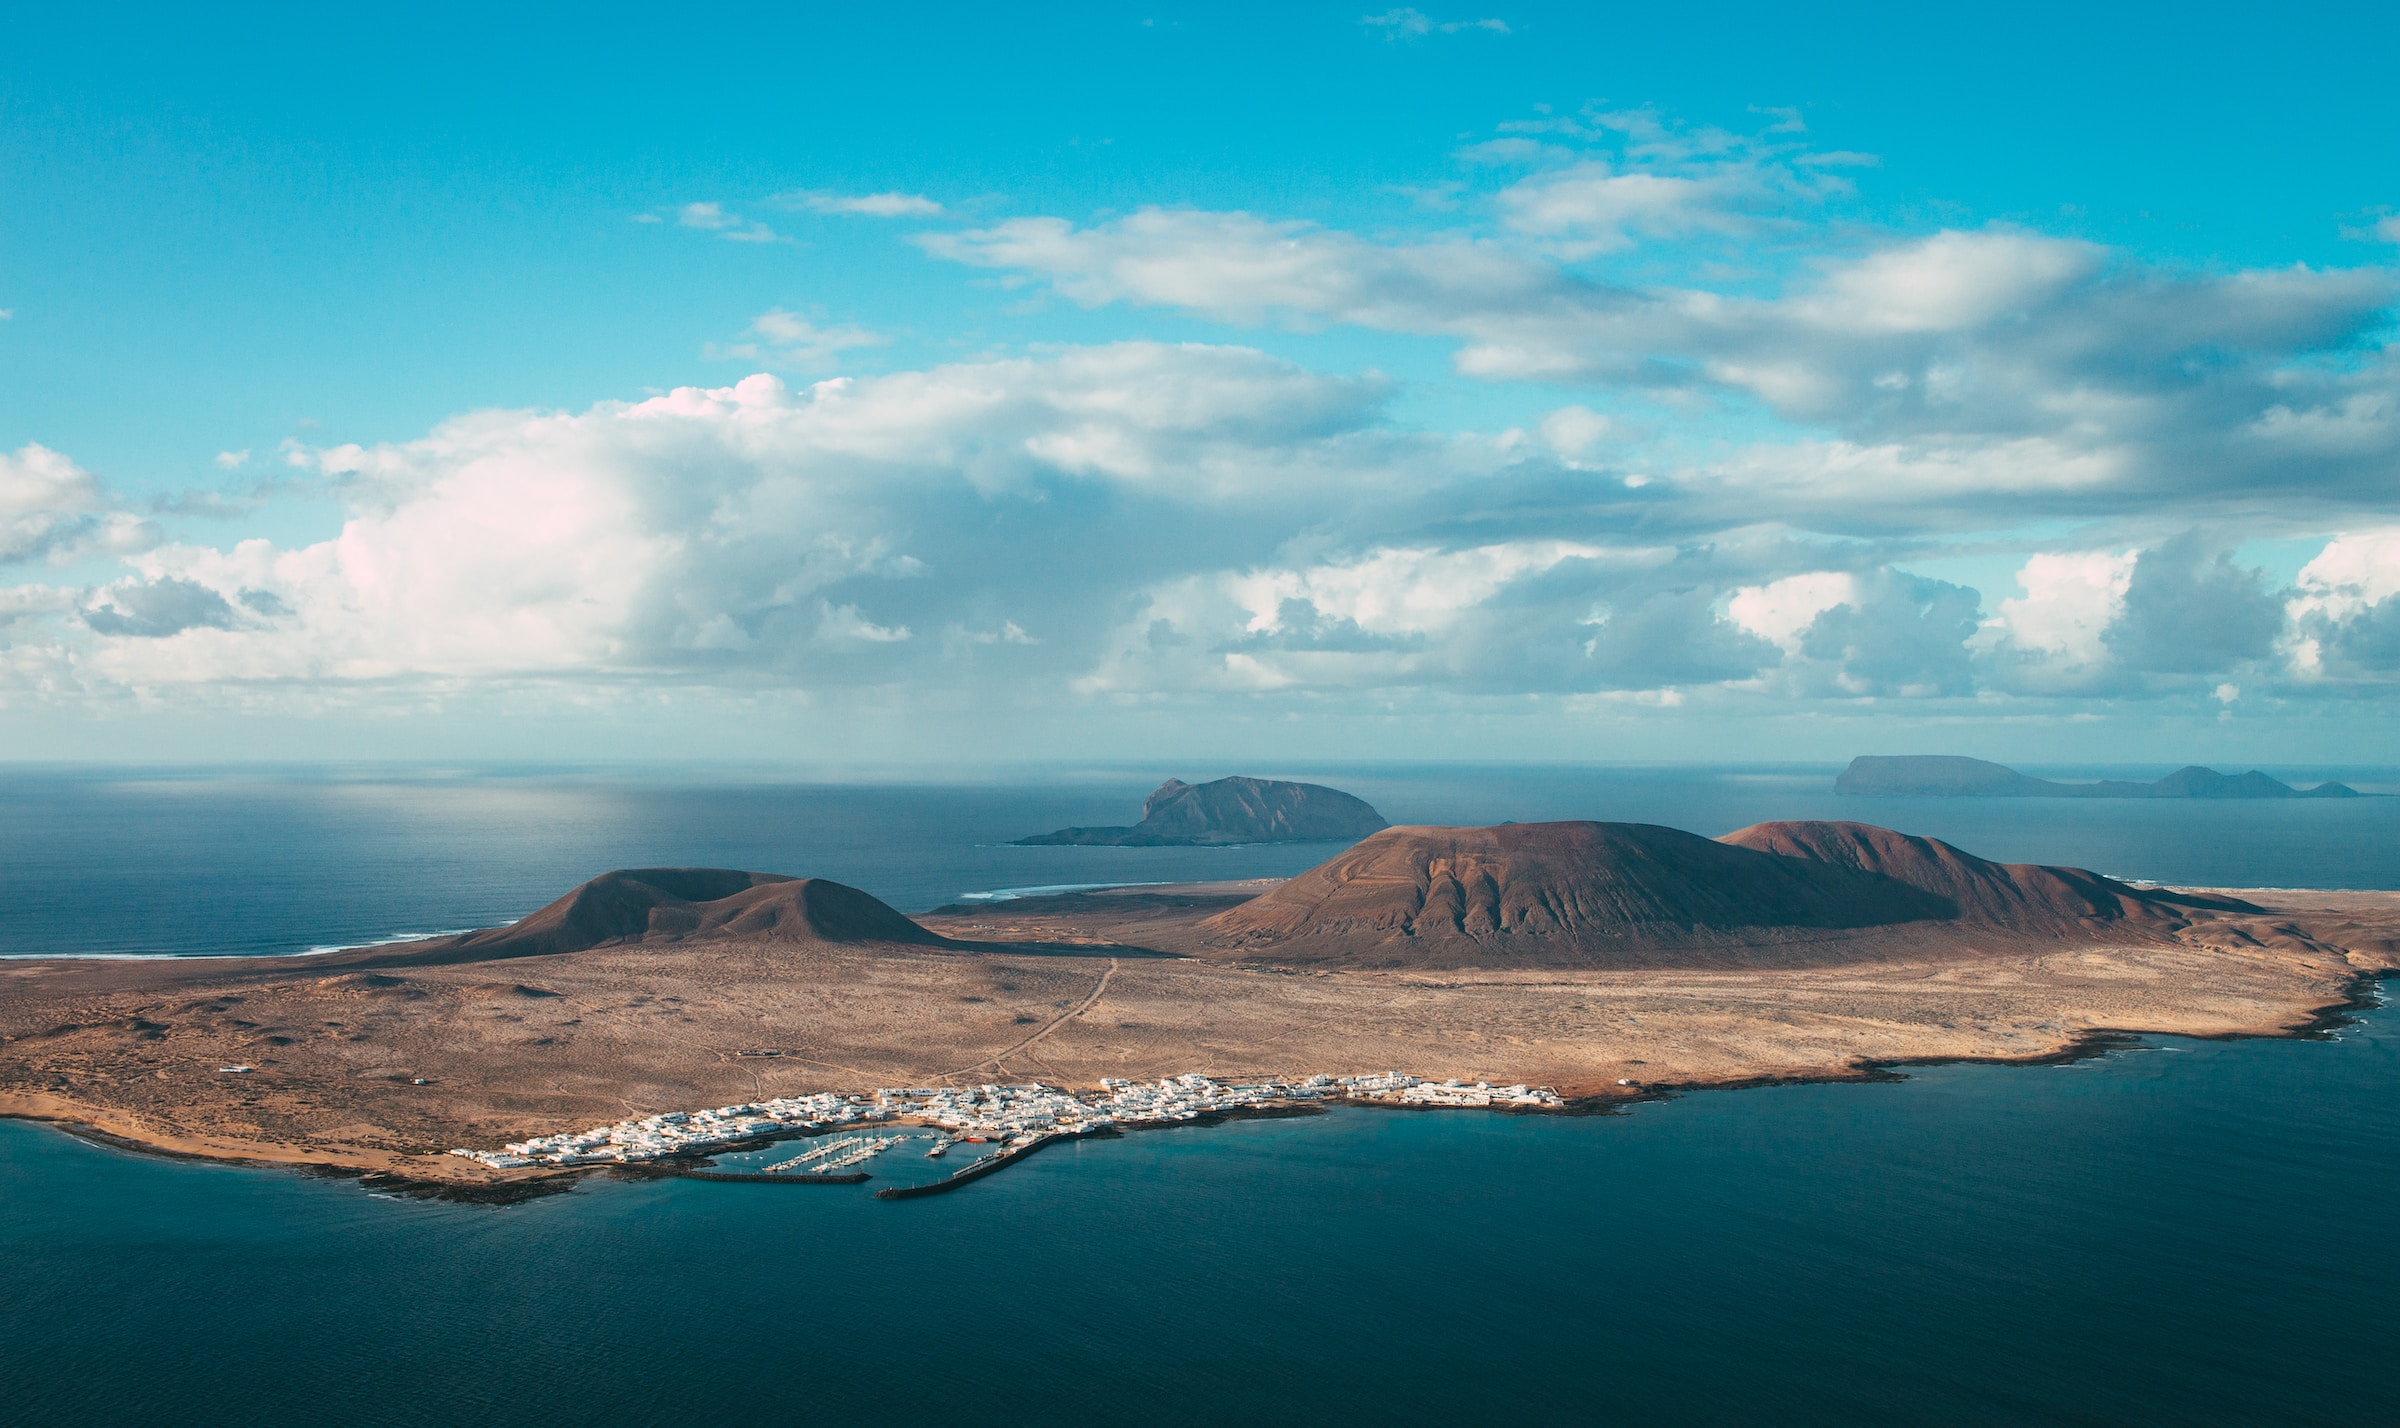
[3, 820, 2395, 1191]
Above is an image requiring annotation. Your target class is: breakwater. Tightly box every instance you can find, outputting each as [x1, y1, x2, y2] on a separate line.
[873, 1132, 1081, 1199]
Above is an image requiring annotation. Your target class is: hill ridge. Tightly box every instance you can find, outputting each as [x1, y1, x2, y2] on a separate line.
[387, 867, 945, 963]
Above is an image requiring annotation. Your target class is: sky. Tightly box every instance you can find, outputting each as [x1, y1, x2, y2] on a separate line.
[2, 2, 2396, 767]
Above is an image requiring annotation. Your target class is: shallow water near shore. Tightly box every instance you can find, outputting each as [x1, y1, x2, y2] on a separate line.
[4, 996, 2396, 1426]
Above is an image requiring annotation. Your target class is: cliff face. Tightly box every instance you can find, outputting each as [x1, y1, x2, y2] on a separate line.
[1015, 776, 1390, 847]
[1836, 755, 2360, 799]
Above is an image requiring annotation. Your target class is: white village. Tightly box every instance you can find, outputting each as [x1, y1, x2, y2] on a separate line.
[451, 1072, 1566, 1189]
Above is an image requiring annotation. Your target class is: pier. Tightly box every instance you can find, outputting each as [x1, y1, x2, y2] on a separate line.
[873, 1131, 1083, 1199]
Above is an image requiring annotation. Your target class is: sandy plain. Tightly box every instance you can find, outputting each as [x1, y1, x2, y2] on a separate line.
[2, 881, 2394, 1192]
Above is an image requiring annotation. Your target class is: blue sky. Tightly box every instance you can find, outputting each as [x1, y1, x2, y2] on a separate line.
[3, 3, 2396, 764]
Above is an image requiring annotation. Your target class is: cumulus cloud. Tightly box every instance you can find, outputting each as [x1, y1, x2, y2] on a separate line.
[36, 345, 1446, 693]
[1078, 540, 1792, 697]
[1, 444, 154, 565]
[2288, 528, 2400, 679]
[2103, 534, 2284, 677]
[1981, 549, 2137, 679]
[1729, 568, 1981, 696]
[1796, 571, 1983, 697]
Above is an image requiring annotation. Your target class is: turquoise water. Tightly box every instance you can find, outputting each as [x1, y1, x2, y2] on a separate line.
[3, 1000, 2394, 1426]
[3, 765, 2396, 1422]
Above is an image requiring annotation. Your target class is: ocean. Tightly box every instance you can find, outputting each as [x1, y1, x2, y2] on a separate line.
[2, 763, 2396, 1424]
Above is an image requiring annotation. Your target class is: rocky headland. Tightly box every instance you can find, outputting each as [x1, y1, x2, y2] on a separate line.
[1014, 775, 1389, 846]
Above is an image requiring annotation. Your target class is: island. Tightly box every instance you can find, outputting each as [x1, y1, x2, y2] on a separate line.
[1836, 755, 2362, 799]
[3, 817, 2393, 1197]
[1013, 775, 1390, 846]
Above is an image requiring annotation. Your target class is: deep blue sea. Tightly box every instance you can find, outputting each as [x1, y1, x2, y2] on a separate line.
[2, 763, 2396, 1424]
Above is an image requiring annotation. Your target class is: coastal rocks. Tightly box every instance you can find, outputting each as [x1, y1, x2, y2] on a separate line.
[1015, 776, 1390, 847]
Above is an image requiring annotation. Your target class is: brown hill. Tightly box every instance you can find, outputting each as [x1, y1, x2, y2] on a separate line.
[1189, 819, 2254, 970]
[384, 868, 946, 965]
[1719, 821, 2260, 932]
[1195, 822, 1953, 969]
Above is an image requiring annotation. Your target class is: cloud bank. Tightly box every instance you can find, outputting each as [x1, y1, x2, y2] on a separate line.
[6, 104, 2396, 751]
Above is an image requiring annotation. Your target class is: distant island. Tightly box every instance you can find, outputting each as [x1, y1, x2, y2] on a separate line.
[1836, 755, 2361, 800]
[1014, 776, 1389, 846]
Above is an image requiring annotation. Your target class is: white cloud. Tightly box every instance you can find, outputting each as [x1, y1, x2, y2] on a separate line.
[1496, 162, 1734, 255]
[1, 444, 153, 565]
[1360, 9, 1510, 38]
[2293, 528, 2400, 617]
[1538, 404, 1611, 458]
[777, 190, 944, 218]
[2288, 528, 2400, 678]
[815, 601, 911, 646]
[708, 310, 890, 369]
[214, 449, 251, 470]
[929, 199, 2399, 522]
[0, 583, 75, 628]
[923, 207, 1561, 331]
[1790, 230, 2099, 334]
[34, 345, 1422, 692]
[1228, 540, 1613, 637]
[673, 201, 784, 243]
[1986, 549, 2137, 668]
[1081, 539, 1690, 695]
[1728, 571, 1858, 652]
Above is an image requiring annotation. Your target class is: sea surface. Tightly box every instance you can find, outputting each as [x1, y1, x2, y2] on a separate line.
[2, 763, 2396, 1424]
